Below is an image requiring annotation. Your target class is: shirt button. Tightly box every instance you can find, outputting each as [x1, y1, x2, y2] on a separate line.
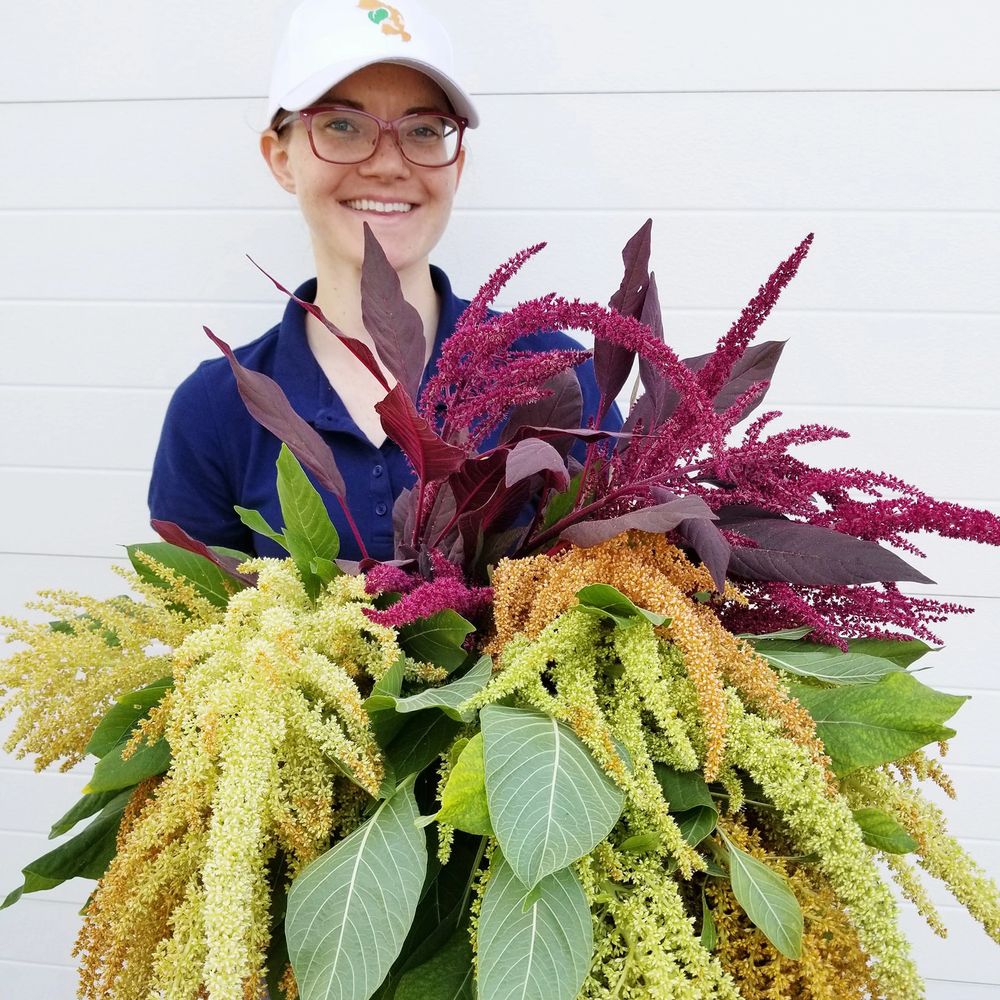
[375, 501, 388, 516]
[373, 464, 384, 478]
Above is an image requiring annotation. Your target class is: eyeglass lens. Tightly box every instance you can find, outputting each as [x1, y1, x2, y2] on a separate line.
[309, 110, 460, 166]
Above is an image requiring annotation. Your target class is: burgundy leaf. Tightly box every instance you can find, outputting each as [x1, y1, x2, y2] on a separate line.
[451, 451, 509, 517]
[361, 224, 426, 399]
[560, 496, 717, 548]
[724, 517, 935, 585]
[674, 517, 731, 592]
[248, 256, 389, 391]
[375, 384, 467, 482]
[204, 327, 347, 498]
[713, 340, 786, 421]
[500, 369, 583, 446]
[505, 439, 570, 491]
[637, 270, 665, 398]
[508, 425, 629, 446]
[457, 481, 531, 557]
[150, 519, 258, 587]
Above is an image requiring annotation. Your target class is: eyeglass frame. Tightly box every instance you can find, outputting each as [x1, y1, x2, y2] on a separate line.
[273, 104, 468, 168]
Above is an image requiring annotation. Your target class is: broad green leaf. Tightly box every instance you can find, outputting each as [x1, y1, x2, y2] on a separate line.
[2, 789, 131, 909]
[791, 672, 967, 775]
[394, 928, 474, 1000]
[365, 657, 408, 749]
[737, 627, 812, 641]
[276, 445, 341, 588]
[285, 781, 427, 1000]
[541, 473, 583, 530]
[310, 557, 340, 583]
[477, 855, 592, 1000]
[49, 788, 128, 840]
[438, 733, 493, 836]
[675, 806, 717, 847]
[84, 730, 171, 794]
[722, 834, 803, 959]
[845, 637, 936, 669]
[367, 656, 492, 723]
[86, 677, 173, 758]
[384, 712, 461, 784]
[654, 765, 715, 812]
[126, 541, 245, 608]
[235, 506, 287, 548]
[575, 584, 667, 629]
[853, 808, 919, 855]
[700, 891, 718, 952]
[754, 643, 902, 685]
[481, 705, 625, 890]
[619, 833, 660, 855]
[398, 611, 475, 672]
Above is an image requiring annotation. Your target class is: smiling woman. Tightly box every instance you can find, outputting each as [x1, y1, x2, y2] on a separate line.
[147, 0, 621, 559]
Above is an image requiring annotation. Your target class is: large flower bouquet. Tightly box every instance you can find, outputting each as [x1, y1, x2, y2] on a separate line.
[3, 222, 999, 1000]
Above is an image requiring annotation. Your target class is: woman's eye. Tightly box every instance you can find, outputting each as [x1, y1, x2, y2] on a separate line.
[326, 118, 357, 133]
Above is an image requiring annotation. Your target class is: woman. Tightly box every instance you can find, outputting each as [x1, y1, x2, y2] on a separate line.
[148, 0, 619, 561]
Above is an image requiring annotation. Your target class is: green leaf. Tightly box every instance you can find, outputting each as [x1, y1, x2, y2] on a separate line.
[737, 627, 812, 641]
[654, 765, 715, 812]
[575, 584, 667, 629]
[365, 657, 408, 749]
[126, 541, 246, 608]
[310, 556, 340, 583]
[285, 781, 427, 1000]
[394, 927, 474, 1000]
[86, 677, 173, 758]
[700, 890, 718, 952]
[84, 730, 171, 794]
[50, 613, 120, 647]
[791, 672, 967, 776]
[276, 444, 341, 593]
[845, 637, 937, 669]
[619, 833, 660, 855]
[235, 506, 287, 548]
[675, 806, 717, 847]
[367, 656, 492, 723]
[853, 808, 919, 855]
[3, 789, 131, 909]
[753, 642, 903, 685]
[722, 834, 803, 959]
[541, 473, 583, 530]
[438, 733, 493, 836]
[481, 705, 625, 890]
[477, 854, 592, 1000]
[398, 611, 475, 672]
[384, 712, 461, 784]
[49, 788, 128, 840]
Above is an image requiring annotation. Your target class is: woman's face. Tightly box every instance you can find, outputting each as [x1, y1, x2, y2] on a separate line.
[262, 63, 465, 279]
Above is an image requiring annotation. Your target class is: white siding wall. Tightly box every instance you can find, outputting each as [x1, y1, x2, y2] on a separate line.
[2, 1, 999, 995]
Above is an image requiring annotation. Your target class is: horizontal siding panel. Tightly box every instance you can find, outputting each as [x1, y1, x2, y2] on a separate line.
[5, 388, 1000, 500]
[903, 904, 1000, 985]
[5, 305, 1000, 414]
[0, 832, 95, 906]
[0, 897, 82, 968]
[3, 92, 1000, 211]
[2, 1, 1000, 103]
[0, 961, 78, 996]
[0, 769, 92, 835]
[0, 554, 126, 622]
[927, 983, 1000, 999]
[2, 211, 1000, 314]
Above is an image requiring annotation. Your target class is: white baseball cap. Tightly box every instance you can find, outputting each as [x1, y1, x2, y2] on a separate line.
[267, 0, 480, 127]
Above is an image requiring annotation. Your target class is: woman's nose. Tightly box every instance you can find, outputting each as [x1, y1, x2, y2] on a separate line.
[358, 128, 412, 177]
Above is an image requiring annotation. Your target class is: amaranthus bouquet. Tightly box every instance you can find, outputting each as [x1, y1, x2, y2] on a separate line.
[3, 222, 1000, 1000]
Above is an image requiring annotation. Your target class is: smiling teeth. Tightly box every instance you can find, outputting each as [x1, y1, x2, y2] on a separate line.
[345, 199, 413, 213]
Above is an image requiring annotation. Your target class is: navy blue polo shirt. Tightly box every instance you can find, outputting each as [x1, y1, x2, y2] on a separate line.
[149, 266, 621, 562]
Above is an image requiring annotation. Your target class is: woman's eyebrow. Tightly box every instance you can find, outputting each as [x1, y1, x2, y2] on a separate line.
[321, 95, 449, 115]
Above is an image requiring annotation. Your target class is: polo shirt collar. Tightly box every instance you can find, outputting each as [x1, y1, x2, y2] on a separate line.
[271, 265, 467, 438]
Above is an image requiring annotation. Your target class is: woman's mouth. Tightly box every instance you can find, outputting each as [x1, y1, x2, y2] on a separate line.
[342, 199, 415, 214]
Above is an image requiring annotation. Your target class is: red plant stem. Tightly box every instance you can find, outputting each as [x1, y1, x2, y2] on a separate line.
[338, 497, 370, 562]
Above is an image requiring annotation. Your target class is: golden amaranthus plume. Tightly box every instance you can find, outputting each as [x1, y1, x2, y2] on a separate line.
[61, 560, 402, 1000]
[487, 532, 828, 781]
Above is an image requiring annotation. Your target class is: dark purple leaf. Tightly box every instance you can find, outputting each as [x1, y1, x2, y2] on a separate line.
[204, 327, 347, 498]
[505, 439, 569, 492]
[500, 369, 583, 447]
[375, 384, 467, 482]
[361, 224, 426, 399]
[560, 496, 717, 548]
[457, 481, 531, 557]
[508, 425, 629, 446]
[150, 519, 258, 586]
[637, 270, 665, 398]
[336, 559, 364, 575]
[248, 256, 389, 391]
[724, 517, 935, 585]
[713, 340, 786, 421]
[674, 518, 731, 592]
[450, 451, 509, 517]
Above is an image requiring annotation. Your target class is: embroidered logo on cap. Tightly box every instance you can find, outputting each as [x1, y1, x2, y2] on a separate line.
[357, 0, 411, 41]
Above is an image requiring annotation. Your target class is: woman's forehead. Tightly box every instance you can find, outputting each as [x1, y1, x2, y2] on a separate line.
[318, 63, 451, 111]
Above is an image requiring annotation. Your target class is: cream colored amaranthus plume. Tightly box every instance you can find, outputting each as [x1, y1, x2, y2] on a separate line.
[3, 556, 411, 1000]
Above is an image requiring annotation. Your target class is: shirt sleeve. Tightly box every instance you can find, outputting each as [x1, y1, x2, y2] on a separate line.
[148, 365, 254, 553]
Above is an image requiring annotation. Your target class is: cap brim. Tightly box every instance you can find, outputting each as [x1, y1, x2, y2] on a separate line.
[275, 56, 479, 128]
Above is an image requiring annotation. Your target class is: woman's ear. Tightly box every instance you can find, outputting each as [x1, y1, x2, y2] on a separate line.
[260, 130, 297, 194]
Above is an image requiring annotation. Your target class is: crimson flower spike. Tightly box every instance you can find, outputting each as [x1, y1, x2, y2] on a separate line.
[697, 233, 814, 400]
